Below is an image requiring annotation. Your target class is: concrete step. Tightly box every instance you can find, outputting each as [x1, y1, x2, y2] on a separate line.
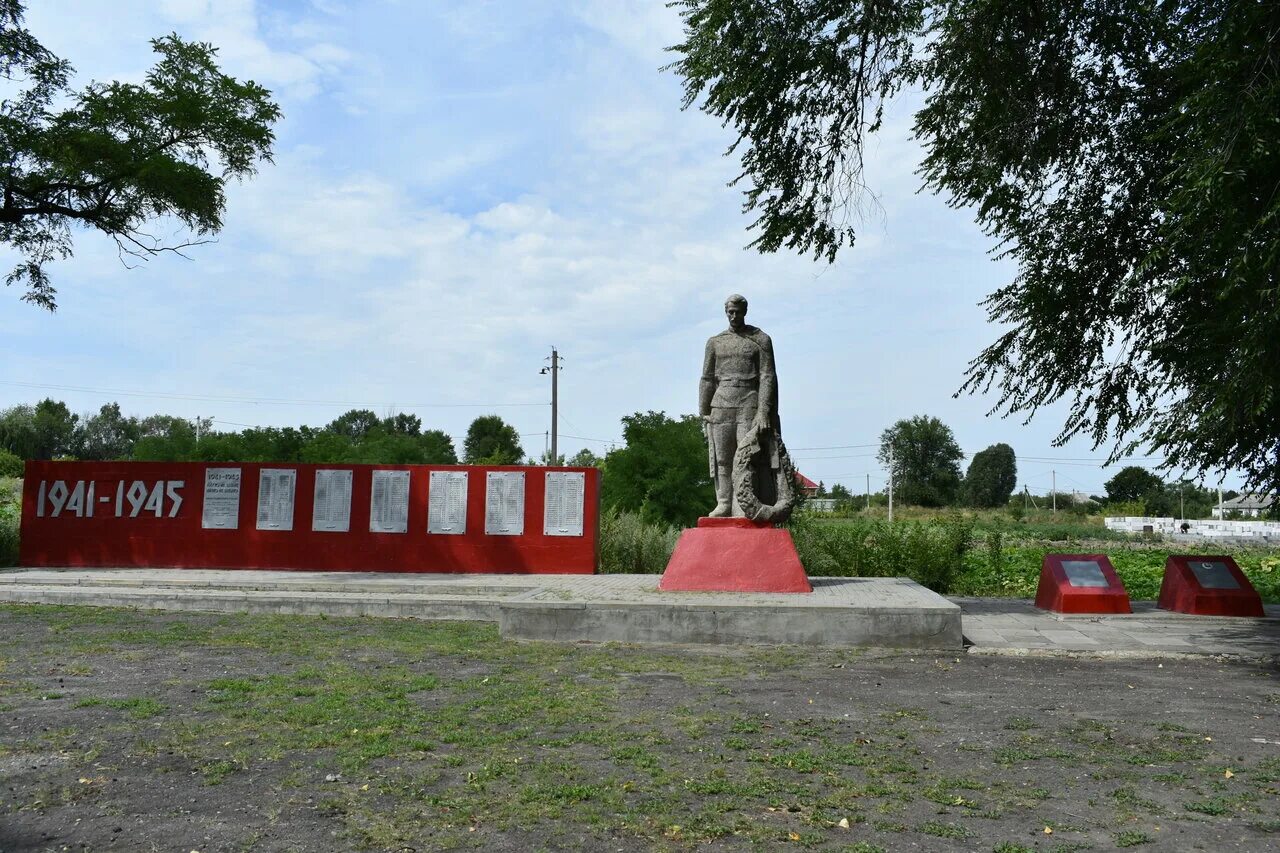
[0, 569, 964, 650]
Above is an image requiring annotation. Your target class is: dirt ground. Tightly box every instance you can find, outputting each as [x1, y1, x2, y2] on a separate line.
[1, 604, 1277, 852]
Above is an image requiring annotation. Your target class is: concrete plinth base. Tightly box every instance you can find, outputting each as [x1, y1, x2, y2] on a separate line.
[659, 517, 812, 593]
[500, 575, 961, 648]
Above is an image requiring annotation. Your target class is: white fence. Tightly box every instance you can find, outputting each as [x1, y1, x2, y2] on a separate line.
[1105, 516, 1280, 542]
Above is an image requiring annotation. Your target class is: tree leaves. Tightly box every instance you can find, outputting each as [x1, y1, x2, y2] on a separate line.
[670, 0, 1280, 496]
[0, 2, 280, 309]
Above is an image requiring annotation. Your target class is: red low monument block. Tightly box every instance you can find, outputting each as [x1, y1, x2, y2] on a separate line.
[1034, 553, 1131, 614]
[1157, 555, 1264, 617]
[659, 517, 812, 593]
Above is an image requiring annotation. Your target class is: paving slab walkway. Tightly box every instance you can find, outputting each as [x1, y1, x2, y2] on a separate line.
[0, 569, 1277, 659]
[956, 596, 1280, 660]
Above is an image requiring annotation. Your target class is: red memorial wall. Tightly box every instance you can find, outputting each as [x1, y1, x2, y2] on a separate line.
[20, 461, 599, 574]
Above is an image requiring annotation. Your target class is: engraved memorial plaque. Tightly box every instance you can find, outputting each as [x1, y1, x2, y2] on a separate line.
[485, 471, 525, 535]
[370, 469, 410, 533]
[543, 471, 585, 537]
[1062, 560, 1109, 588]
[1189, 560, 1240, 590]
[202, 467, 241, 530]
[312, 469, 353, 532]
[256, 469, 296, 531]
[428, 471, 468, 534]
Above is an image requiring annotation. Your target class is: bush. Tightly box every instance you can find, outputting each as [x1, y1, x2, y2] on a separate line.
[0, 476, 20, 567]
[0, 448, 23, 478]
[598, 508, 679, 574]
[789, 515, 973, 593]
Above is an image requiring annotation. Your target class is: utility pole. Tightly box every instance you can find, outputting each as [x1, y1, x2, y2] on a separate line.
[888, 446, 895, 523]
[1052, 470, 1057, 516]
[1179, 484, 1184, 522]
[1217, 486, 1223, 519]
[540, 348, 560, 465]
[866, 473, 870, 511]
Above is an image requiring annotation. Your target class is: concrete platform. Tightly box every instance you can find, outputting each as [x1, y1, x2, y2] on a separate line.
[0, 569, 963, 650]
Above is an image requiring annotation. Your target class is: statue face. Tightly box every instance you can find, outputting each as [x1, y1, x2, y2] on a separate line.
[725, 302, 747, 331]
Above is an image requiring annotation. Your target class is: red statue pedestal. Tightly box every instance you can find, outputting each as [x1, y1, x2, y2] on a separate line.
[658, 517, 812, 593]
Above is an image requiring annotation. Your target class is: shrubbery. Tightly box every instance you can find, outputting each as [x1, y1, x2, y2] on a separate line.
[597, 508, 680, 573]
[789, 515, 972, 593]
[0, 477, 20, 567]
[0, 448, 23, 478]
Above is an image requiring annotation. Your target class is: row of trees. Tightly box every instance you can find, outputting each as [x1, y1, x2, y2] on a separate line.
[874, 415, 1235, 518]
[2, 400, 1238, 525]
[0, 400, 561, 474]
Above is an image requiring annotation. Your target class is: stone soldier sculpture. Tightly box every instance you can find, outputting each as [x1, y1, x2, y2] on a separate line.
[700, 294, 798, 522]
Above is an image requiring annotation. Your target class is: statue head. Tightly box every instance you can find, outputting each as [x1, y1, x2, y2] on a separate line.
[724, 294, 748, 332]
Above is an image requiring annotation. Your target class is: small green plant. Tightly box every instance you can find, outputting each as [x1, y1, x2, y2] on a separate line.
[1115, 829, 1152, 846]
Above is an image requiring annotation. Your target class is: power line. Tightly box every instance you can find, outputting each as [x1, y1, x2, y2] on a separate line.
[0, 380, 546, 410]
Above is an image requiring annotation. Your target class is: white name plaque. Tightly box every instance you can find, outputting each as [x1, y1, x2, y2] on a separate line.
[202, 467, 241, 530]
[312, 469, 353, 532]
[256, 469, 297, 531]
[370, 469, 410, 533]
[428, 471, 469, 534]
[543, 471, 585, 537]
[485, 471, 525, 536]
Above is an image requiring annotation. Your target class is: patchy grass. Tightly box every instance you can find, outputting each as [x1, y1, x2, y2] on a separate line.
[0, 605, 1278, 850]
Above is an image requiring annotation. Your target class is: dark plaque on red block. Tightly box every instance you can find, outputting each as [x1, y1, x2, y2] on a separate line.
[1157, 555, 1264, 617]
[1035, 553, 1131, 614]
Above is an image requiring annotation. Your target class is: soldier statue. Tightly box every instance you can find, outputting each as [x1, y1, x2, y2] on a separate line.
[700, 294, 797, 522]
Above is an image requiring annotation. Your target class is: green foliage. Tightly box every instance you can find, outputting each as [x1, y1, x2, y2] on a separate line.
[0, 1, 281, 309]
[878, 415, 963, 507]
[72, 402, 139, 460]
[597, 508, 679, 573]
[463, 415, 523, 465]
[601, 411, 713, 528]
[0, 476, 19, 566]
[962, 443, 1017, 508]
[1106, 467, 1164, 504]
[789, 514, 972, 593]
[566, 448, 602, 468]
[670, 0, 1280, 497]
[0, 446, 24, 477]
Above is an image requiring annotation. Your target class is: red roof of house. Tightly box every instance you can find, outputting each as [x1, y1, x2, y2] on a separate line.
[795, 472, 819, 490]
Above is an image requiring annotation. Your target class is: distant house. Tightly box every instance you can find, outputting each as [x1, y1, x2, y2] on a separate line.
[794, 472, 820, 498]
[1213, 494, 1275, 519]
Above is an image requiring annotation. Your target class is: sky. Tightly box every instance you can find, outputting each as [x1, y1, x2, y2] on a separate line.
[0, 0, 1238, 499]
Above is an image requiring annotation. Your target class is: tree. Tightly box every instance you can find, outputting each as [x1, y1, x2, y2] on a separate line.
[602, 411, 713, 527]
[0, 1, 281, 309]
[1104, 467, 1164, 504]
[72, 402, 138, 460]
[382, 413, 422, 436]
[962, 443, 1017, 508]
[131, 414, 196, 461]
[463, 415, 523, 465]
[829, 483, 852, 501]
[0, 404, 37, 458]
[416, 429, 458, 464]
[878, 415, 963, 507]
[326, 409, 381, 441]
[567, 448, 602, 468]
[670, 0, 1280, 496]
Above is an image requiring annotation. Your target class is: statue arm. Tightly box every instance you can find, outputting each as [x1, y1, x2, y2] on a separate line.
[756, 334, 776, 422]
[699, 339, 716, 417]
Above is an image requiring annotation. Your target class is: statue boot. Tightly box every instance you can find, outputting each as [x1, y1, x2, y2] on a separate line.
[709, 473, 733, 517]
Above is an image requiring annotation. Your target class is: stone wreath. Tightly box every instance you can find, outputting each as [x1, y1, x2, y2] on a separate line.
[731, 423, 799, 524]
